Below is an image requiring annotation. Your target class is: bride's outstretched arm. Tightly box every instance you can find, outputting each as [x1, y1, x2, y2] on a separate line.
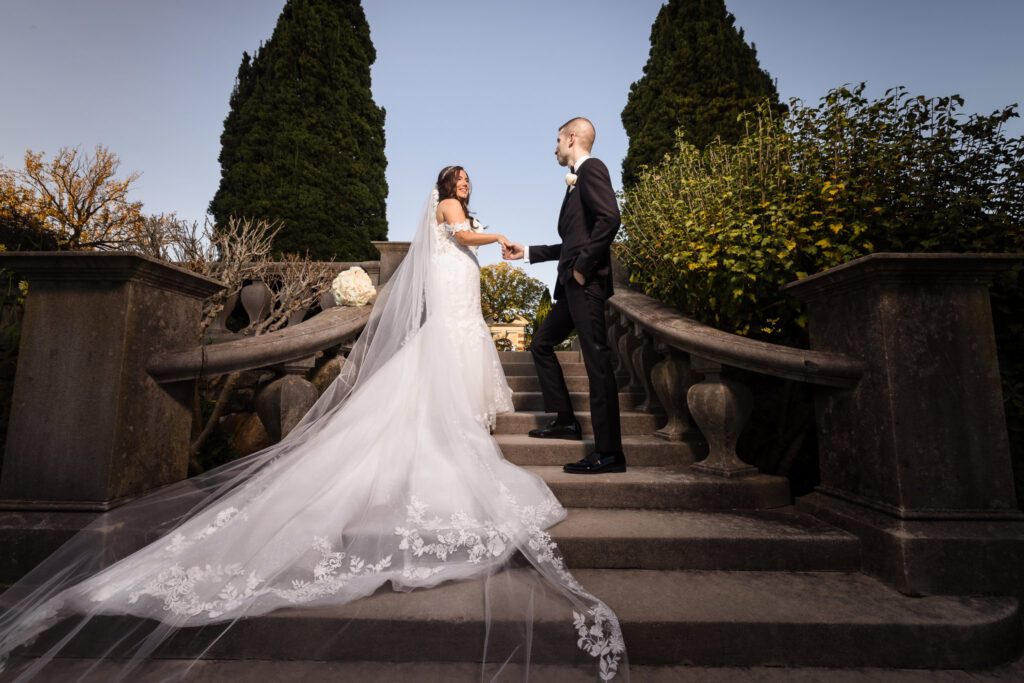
[454, 230, 512, 249]
[439, 197, 511, 249]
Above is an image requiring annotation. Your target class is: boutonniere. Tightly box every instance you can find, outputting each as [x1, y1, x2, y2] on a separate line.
[565, 172, 578, 187]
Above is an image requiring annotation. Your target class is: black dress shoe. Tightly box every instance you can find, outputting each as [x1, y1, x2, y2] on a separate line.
[528, 419, 582, 440]
[563, 451, 627, 474]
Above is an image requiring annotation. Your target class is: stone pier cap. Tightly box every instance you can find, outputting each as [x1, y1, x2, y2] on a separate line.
[783, 252, 1022, 301]
[0, 251, 224, 299]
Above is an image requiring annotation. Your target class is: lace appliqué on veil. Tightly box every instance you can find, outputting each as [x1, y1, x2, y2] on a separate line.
[126, 536, 394, 619]
[122, 482, 622, 679]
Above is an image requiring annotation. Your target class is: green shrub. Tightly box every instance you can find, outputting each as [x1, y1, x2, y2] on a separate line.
[619, 84, 1023, 342]
[619, 84, 1024, 496]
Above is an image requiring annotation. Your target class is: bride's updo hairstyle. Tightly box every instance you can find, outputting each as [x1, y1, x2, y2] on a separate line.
[436, 165, 473, 220]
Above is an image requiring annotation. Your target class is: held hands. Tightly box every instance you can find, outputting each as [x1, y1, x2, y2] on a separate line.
[502, 242, 524, 260]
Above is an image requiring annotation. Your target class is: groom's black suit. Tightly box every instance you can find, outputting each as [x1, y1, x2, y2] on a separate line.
[528, 157, 622, 454]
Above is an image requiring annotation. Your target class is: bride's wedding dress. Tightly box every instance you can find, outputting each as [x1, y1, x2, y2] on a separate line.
[0, 189, 626, 681]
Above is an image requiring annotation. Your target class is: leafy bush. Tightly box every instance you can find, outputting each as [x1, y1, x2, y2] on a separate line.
[619, 84, 1024, 497]
[619, 84, 1023, 343]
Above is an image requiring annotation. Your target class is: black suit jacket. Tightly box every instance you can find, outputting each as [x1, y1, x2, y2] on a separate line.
[529, 157, 621, 300]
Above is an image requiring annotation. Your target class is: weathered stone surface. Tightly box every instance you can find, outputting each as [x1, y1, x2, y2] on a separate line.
[310, 355, 346, 394]
[548, 507, 860, 571]
[530, 465, 790, 510]
[785, 253, 1024, 597]
[255, 375, 319, 442]
[651, 345, 700, 442]
[229, 413, 272, 457]
[21, 569, 1020, 669]
[0, 510, 99, 582]
[688, 360, 757, 478]
[607, 287, 865, 388]
[371, 241, 411, 285]
[784, 253, 1021, 517]
[0, 252, 222, 509]
[493, 434, 703, 467]
[798, 491, 1024, 598]
[147, 305, 371, 383]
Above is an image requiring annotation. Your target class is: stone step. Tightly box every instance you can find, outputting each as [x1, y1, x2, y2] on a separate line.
[502, 361, 591, 376]
[22, 658, 1024, 683]
[550, 507, 861, 571]
[499, 350, 580, 362]
[495, 434, 702, 467]
[506, 374, 594, 392]
[528, 466, 791, 510]
[33, 570, 1018, 669]
[494, 410, 662, 436]
[511, 391, 646, 412]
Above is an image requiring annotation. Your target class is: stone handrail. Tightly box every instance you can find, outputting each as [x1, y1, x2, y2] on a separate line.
[147, 304, 373, 383]
[607, 287, 865, 389]
[603, 282, 863, 479]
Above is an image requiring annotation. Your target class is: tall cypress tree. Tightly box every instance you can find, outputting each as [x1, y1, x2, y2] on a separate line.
[209, 0, 387, 260]
[621, 0, 784, 187]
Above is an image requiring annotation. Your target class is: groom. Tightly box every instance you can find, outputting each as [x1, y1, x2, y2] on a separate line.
[503, 117, 624, 474]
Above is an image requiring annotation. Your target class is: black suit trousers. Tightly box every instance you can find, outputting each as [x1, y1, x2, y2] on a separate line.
[531, 277, 621, 454]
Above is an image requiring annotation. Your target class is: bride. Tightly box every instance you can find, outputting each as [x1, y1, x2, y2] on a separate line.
[0, 166, 626, 681]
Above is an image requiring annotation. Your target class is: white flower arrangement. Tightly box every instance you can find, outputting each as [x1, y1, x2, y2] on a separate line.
[331, 266, 376, 307]
[565, 172, 578, 187]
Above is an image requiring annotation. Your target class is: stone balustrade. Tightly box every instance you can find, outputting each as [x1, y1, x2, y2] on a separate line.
[606, 284, 865, 478]
[607, 252, 1023, 597]
[0, 243, 411, 513]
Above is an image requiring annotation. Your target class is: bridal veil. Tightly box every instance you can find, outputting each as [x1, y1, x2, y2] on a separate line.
[0, 187, 626, 681]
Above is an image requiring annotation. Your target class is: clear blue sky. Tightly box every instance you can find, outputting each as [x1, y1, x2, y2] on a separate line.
[2, 0, 1022, 292]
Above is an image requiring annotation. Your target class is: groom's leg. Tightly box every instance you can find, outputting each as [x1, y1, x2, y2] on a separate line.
[530, 296, 575, 415]
[565, 280, 622, 454]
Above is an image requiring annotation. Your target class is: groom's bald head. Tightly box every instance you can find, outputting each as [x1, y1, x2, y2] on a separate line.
[559, 117, 595, 152]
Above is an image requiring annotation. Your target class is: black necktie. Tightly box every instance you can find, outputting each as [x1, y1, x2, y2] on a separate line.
[569, 165, 575, 173]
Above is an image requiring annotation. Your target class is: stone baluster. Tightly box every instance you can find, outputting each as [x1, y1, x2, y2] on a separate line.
[319, 290, 337, 311]
[630, 325, 661, 413]
[651, 342, 701, 442]
[606, 309, 625, 375]
[616, 313, 644, 394]
[687, 356, 756, 477]
[286, 305, 310, 328]
[240, 280, 272, 328]
[205, 291, 240, 343]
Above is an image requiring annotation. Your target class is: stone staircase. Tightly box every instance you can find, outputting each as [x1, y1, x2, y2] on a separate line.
[490, 351, 1019, 670]
[12, 352, 1021, 680]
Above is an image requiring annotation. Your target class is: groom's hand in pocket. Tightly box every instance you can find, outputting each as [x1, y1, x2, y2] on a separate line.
[572, 269, 585, 285]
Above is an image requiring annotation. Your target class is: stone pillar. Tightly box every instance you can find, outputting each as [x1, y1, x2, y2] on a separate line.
[0, 252, 223, 511]
[785, 252, 1024, 596]
[371, 241, 412, 286]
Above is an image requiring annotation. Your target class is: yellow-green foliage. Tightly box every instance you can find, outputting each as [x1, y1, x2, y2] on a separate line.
[619, 85, 1023, 345]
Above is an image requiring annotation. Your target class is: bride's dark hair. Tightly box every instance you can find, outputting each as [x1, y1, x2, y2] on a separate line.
[436, 165, 473, 220]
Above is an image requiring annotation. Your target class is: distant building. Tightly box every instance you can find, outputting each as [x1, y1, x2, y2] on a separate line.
[486, 314, 530, 351]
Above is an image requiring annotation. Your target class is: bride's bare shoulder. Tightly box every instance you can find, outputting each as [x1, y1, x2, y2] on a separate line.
[436, 197, 467, 224]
